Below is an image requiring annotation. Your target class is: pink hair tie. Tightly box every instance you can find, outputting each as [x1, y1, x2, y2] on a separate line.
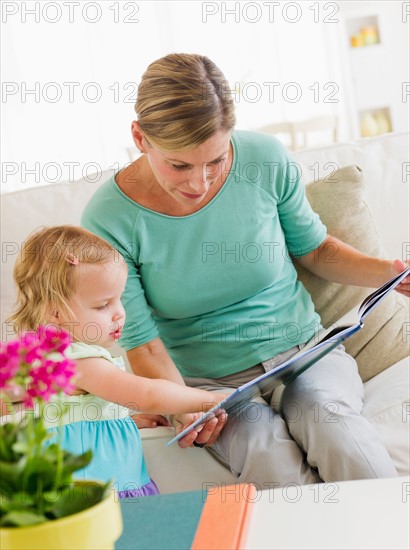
[66, 254, 79, 265]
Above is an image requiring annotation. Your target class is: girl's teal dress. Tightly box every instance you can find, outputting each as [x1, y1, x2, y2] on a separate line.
[46, 342, 159, 498]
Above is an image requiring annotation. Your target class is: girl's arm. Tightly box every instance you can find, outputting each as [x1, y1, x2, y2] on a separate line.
[72, 355, 226, 415]
[126, 338, 227, 447]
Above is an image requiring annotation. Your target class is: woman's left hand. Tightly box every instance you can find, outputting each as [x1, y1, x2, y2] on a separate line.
[174, 409, 228, 449]
[392, 259, 410, 297]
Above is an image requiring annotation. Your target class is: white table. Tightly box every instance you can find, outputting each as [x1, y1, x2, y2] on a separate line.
[246, 476, 410, 550]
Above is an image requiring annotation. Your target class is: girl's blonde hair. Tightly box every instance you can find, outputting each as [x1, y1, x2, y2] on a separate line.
[8, 225, 120, 331]
[135, 53, 236, 151]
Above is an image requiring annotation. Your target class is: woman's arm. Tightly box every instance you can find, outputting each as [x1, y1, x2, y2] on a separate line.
[296, 234, 410, 293]
[127, 338, 186, 383]
[72, 355, 226, 416]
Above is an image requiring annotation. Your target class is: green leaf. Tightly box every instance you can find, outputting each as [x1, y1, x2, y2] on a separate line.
[0, 510, 47, 527]
[23, 456, 59, 493]
[12, 423, 32, 456]
[42, 490, 62, 504]
[50, 482, 106, 519]
[32, 417, 49, 446]
[11, 440, 30, 455]
[0, 422, 21, 462]
[60, 449, 93, 479]
[0, 491, 11, 513]
[0, 457, 27, 492]
[0, 491, 37, 517]
[8, 491, 36, 508]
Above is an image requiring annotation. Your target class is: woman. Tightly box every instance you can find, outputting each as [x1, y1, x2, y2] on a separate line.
[82, 53, 409, 486]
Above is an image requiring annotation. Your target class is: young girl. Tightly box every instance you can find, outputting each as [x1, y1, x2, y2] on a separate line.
[8, 225, 227, 498]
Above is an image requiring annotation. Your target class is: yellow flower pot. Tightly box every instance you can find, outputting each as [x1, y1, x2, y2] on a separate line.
[0, 482, 123, 550]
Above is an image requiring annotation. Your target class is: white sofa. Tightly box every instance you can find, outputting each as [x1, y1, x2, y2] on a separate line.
[1, 132, 409, 493]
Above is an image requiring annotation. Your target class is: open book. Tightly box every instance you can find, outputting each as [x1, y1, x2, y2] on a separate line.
[167, 266, 410, 446]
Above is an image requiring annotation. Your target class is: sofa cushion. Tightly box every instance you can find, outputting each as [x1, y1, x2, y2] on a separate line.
[1, 171, 113, 334]
[294, 165, 410, 382]
[292, 132, 410, 261]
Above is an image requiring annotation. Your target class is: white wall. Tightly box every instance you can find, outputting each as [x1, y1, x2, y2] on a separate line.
[1, 1, 409, 192]
[337, 1, 410, 138]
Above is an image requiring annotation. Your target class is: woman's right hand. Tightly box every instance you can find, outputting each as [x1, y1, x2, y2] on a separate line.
[174, 409, 228, 449]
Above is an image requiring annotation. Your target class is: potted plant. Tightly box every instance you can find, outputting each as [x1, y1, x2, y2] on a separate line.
[0, 326, 123, 550]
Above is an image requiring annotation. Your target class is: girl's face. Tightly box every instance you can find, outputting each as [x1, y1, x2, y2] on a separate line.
[133, 126, 232, 208]
[60, 260, 127, 348]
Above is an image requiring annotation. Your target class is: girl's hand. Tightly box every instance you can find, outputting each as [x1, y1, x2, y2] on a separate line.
[174, 409, 228, 449]
[131, 413, 171, 429]
[392, 259, 410, 297]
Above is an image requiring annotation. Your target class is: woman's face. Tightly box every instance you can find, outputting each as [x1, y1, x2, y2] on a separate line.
[135, 127, 232, 207]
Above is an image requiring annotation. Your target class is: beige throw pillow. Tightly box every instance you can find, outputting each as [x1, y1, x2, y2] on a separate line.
[294, 165, 409, 382]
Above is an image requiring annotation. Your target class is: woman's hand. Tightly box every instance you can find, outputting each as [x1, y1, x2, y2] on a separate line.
[173, 409, 228, 449]
[391, 259, 410, 297]
[131, 413, 171, 429]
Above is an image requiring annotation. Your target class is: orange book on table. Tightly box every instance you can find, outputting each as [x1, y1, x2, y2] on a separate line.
[191, 483, 257, 550]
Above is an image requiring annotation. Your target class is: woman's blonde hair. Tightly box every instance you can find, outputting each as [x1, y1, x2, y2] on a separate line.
[135, 53, 236, 151]
[8, 225, 120, 332]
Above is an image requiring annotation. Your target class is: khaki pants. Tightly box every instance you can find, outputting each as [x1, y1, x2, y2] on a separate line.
[184, 346, 398, 487]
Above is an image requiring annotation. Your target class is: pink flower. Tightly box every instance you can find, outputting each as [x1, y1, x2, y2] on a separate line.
[0, 326, 76, 406]
[5, 341, 20, 357]
[36, 325, 71, 353]
[0, 343, 21, 388]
